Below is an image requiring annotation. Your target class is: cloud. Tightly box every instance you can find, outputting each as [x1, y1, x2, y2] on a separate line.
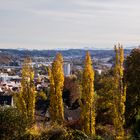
[0, 0, 140, 49]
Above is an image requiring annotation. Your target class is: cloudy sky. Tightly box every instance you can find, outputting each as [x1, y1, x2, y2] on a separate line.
[0, 0, 140, 50]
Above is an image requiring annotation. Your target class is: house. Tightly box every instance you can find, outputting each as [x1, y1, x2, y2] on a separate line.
[0, 92, 14, 106]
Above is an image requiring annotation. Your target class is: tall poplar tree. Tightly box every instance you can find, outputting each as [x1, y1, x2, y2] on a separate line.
[15, 57, 36, 122]
[113, 44, 126, 139]
[80, 51, 95, 136]
[49, 53, 64, 124]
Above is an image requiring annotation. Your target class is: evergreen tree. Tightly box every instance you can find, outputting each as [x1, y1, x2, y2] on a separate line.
[49, 53, 64, 124]
[80, 51, 95, 136]
[125, 48, 140, 126]
[113, 44, 126, 139]
[15, 57, 36, 122]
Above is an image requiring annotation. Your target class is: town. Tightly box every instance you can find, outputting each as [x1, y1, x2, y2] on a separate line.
[0, 48, 130, 107]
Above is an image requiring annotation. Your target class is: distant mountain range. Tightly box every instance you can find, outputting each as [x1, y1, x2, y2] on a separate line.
[0, 48, 135, 58]
[14, 45, 137, 51]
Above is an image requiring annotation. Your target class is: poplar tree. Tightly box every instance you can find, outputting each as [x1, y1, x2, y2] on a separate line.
[113, 44, 126, 139]
[80, 51, 95, 136]
[15, 57, 36, 122]
[49, 53, 64, 124]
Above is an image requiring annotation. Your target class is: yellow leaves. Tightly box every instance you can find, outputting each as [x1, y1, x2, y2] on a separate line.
[14, 92, 27, 118]
[83, 52, 94, 82]
[39, 91, 47, 101]
[26, 124, 41, 137]
[81, 51, 95, 136]
[113, 44, 126, 138]
[115, 44, 124, 78]
[116, 136, 124, 140]
[49, 53, 64, 124]
[55, 53, 63, 64]
[84, 51, 92, 66]
[47, 67, 52, 80]
[15, 57, 36, 122]
[119, 46, 124, 66]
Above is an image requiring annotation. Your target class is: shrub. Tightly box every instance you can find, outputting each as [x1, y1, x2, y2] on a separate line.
[92, 135, 104, 140]
[71, 129, 89, 140]
[19, 124, 40, 140]
[131, 116, 140, 139]
[0, 106, 29, 140]
[39, 124, 89, 140]
[96, 125, 115, 140]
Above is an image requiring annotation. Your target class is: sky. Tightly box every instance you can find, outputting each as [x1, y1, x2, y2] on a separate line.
[0, 0, 140, 50]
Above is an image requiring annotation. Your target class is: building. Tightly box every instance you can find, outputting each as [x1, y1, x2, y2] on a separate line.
[63, 62, 71, 76]
[95, 69, 102, 75]
[0, 92, 14, 106]
[0, 73, 21, 83]
[0, 73, 9, 82]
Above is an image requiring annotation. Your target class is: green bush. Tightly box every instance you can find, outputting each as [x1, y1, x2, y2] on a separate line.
[92, 135, 104, 140]
[39, 124, 89, 140]
[39, 124, 69, 140]
[42, 127, 67, 140]
[71, 129, 89, 140]
[132, 116, 140, 139]
[0, 106, 29, 140]
[19, 133, 39, 140]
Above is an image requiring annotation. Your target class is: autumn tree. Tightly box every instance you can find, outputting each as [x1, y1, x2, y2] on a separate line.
[96, 75, 115, 125]
[125, 48, 140, 127]
[113, 44, 126, 139]
[49, 53, 64, 124]
[15, 57, 36, 122]
[80, 51, 95, 136]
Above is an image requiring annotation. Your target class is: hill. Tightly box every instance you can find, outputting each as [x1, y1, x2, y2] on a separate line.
[0, 49, 132, 58]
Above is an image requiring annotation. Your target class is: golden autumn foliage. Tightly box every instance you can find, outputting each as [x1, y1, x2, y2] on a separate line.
[49, 53, 64, 124]
[15, 57, 36, 122]
[113, 44, 126, 139]
[80, 51, 95, 136]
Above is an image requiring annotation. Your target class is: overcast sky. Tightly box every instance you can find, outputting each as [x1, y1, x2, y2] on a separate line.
[0, 0, 140, 50]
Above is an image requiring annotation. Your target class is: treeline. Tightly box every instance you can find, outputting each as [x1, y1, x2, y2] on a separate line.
[0, 45, 140, 140]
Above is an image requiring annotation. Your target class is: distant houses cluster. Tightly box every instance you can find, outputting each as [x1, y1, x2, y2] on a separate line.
[0, 61, 72, 107]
